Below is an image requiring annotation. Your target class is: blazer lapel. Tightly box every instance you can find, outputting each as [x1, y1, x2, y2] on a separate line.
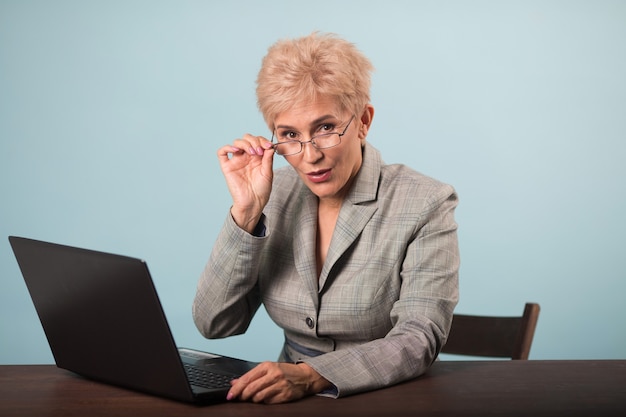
[319, 144, 381, 291]
[292, 189, 321, 307]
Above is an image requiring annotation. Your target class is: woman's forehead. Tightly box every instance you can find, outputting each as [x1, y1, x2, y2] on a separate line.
[273, 98, 344, 128]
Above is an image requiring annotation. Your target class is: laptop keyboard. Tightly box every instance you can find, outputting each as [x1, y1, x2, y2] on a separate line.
[184, 363, 234, 389]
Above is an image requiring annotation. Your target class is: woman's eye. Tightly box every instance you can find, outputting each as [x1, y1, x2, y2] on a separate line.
[320, 123, 335, 132]
[279, 131, 298, 141]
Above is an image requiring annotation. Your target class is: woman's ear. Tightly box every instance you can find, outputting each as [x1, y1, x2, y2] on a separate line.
[358, 104, 375, 140]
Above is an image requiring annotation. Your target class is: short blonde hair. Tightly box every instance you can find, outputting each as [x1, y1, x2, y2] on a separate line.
[256, 32, 374, 130]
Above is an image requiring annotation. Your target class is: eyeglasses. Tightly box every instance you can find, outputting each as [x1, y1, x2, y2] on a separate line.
[271, 116, 355, 156]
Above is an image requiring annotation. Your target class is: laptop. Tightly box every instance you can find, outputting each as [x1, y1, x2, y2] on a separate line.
[8, 235, 258, 404]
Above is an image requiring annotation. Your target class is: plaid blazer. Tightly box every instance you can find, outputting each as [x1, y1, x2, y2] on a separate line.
[193, 143, 459, 397]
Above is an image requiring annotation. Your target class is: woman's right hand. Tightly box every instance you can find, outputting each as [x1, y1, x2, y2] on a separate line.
[217, 134, 275, 234]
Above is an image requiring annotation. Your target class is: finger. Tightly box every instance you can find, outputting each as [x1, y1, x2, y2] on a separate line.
[229, 361, 287, 402]
[261, 142, 275, 173]
[226, 378, 244, 401]
[232, 135, 260, 156]
[226, 365, 266, 401]
[217, 146, 247, 168]
[238, 364, 289, 403]
[228, 375, 270, 402]
[237, 135, 273, 156]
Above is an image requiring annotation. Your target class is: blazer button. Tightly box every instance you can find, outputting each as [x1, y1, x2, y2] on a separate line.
[305, 317, 315, 329]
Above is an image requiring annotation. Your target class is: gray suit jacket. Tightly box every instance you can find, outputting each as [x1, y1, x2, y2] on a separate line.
[193, 143, 459, 397]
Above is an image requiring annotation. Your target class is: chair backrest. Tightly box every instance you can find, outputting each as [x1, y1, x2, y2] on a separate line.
[441, 303, 540, 360]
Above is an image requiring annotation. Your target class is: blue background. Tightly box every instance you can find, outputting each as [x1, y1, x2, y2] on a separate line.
[1, 0, 625, 364]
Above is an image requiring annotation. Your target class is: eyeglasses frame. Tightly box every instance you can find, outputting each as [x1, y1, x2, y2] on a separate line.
[270, 115, 355, 156]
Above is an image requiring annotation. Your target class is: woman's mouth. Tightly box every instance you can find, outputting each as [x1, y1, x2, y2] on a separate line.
[307, 169, 332, 183]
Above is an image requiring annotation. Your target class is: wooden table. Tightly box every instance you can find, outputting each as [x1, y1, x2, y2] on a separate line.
[1, 360, 625, 416]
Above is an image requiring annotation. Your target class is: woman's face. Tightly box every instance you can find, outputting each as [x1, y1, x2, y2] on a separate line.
[273, 98, 369, 205]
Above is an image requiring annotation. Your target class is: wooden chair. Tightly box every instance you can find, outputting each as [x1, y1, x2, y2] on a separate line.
[441, 303, 540, 360]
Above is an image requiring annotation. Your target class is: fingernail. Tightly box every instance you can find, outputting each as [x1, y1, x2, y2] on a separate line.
[226, 392, 234, 401]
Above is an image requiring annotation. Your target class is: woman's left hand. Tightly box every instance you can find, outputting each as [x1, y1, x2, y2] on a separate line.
[226, 361, 331, 404]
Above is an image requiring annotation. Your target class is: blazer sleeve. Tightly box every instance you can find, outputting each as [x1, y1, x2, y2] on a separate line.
[304, 185, 459, 398]
[192, 213, 265, 338]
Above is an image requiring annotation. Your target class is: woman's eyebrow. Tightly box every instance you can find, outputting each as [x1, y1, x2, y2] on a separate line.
[275, 114, 337, 131]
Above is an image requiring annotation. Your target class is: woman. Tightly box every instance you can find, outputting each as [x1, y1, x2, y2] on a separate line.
[193, 32, 459, 404]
